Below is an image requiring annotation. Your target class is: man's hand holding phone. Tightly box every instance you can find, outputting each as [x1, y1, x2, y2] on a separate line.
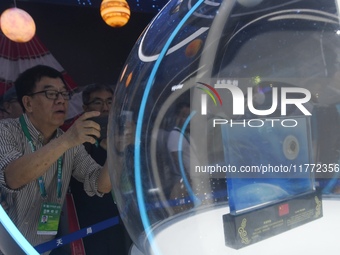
[63, 111, 101, 147]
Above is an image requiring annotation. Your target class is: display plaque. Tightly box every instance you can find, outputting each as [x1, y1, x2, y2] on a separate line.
[223, 189, 322, 249]
[221, 116, 323, 248]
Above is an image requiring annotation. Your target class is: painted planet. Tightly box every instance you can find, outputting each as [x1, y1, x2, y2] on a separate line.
[0, 8, 36, 43]
[125, 71, 133, 87]
[234, 183, 289, 209]
[185, 39, 203, 58]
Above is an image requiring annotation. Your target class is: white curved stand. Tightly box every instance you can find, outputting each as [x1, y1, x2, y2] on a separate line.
[130, 199, 339, 255]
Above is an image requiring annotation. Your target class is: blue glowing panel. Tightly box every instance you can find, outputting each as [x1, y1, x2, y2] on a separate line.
[221, 116, 315, 215]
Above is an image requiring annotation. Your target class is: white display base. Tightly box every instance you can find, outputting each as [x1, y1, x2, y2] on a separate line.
[130, 199, 339, 255]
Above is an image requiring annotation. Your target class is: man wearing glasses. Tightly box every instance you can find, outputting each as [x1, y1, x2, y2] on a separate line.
[0, 65, 111, 254]
[69, 84, 129, 255]
[82, 83, 113, 150]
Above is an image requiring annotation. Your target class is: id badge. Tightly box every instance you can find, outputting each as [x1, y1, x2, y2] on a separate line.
[37, 202, 62, 235]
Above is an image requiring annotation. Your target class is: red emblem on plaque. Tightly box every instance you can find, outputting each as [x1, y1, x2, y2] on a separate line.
[279, 203, 289, 216]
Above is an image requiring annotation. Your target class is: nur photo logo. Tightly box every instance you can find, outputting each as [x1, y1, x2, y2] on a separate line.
[197, 80, 311, 117]
[196, 79, 312, 128]
[196, 82, 223, 115]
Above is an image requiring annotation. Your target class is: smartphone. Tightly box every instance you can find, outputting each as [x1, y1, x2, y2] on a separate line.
[89, 115, 108, 139]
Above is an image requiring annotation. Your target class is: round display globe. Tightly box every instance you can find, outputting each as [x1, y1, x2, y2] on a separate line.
[107, 0, 340, 254]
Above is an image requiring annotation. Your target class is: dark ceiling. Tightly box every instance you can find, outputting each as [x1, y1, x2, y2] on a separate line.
[0, 0, 158, 87]
[8, 0, 169, 14]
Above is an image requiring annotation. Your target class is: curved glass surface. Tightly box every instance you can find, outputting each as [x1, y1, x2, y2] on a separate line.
[108, 0, 340, 254]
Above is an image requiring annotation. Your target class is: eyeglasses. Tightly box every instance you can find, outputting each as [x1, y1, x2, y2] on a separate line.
[86, 98, 113, 108]
[28, 90, 73, 100]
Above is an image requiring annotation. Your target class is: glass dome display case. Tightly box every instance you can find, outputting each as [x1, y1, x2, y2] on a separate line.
[2, 0, 340, 254]
[108, 0, 340, 254]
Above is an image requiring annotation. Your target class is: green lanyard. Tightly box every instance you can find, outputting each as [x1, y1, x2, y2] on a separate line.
[19, 116, 63, 200]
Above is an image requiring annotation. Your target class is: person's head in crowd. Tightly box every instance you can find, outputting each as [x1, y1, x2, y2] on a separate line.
[15, 65, 72, 130]
[174, 101, 190, 130]
[82, 83, 113, 116]
[2, 86, 23, 118]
